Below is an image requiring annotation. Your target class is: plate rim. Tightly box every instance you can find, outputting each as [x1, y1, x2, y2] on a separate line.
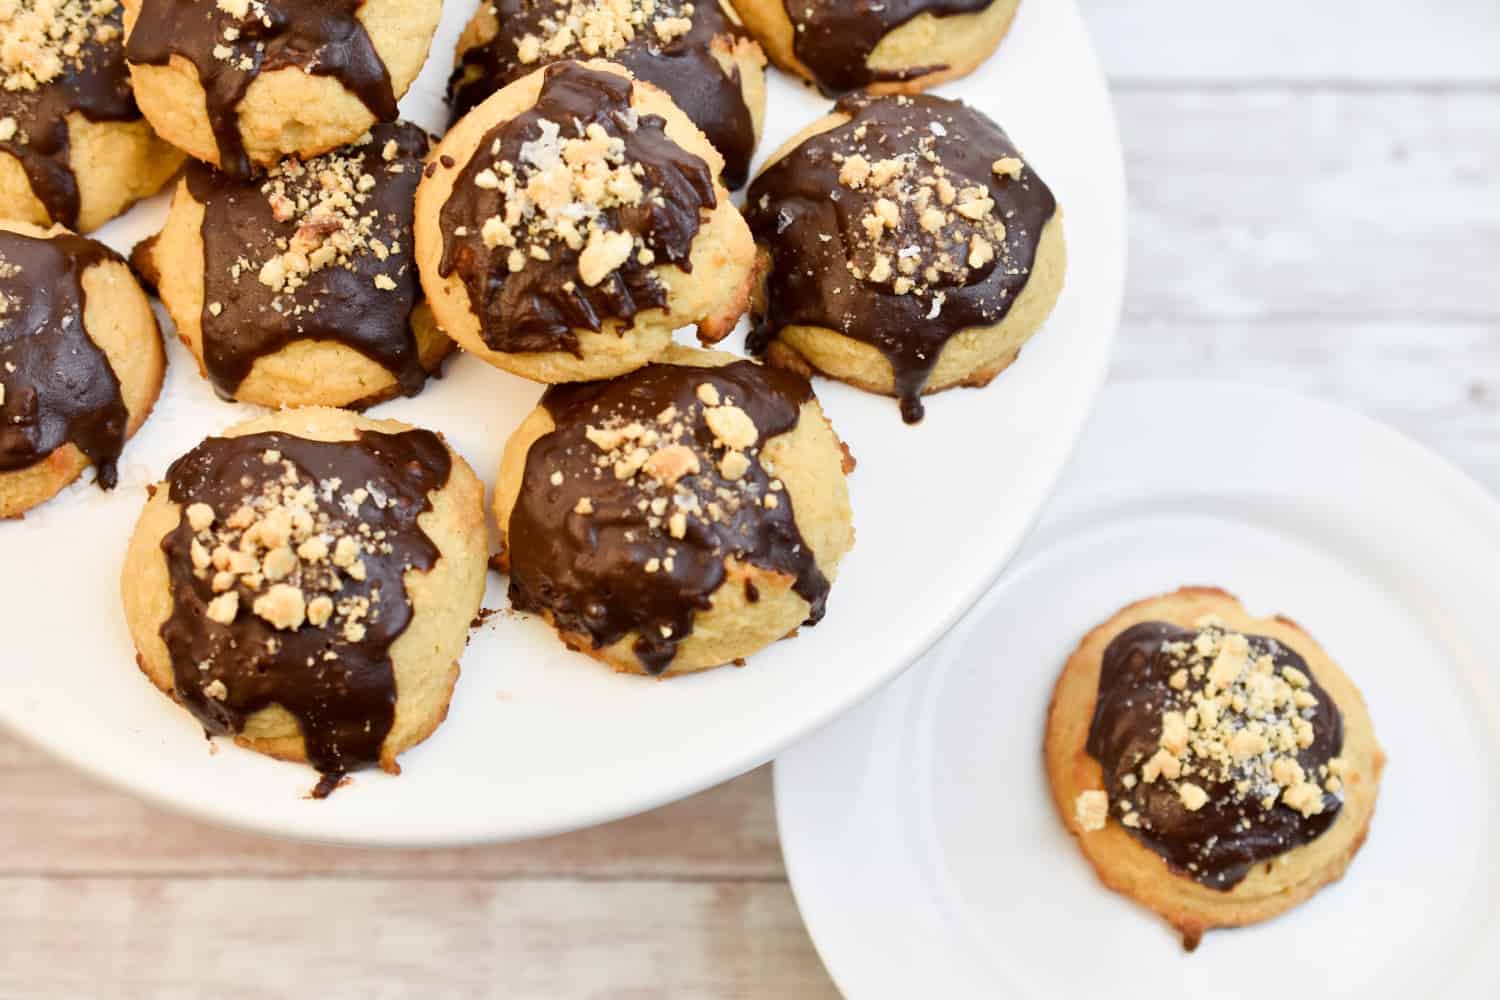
[775, 376, 1500, 996]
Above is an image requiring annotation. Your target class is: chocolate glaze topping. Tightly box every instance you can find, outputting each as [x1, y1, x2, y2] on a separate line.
[508, 359, 828, 674]
[1086, 622, 1345, 890]
[745, 92, 1055, 423]
[0, 229, 129, 488]
[0, 2, 139, 228]
[448, 0, 758, 188]
[783, 0, 992, 95]
[185, 121, 429, 400]
[125, 0, 396, 178]
[438, 62, 716, 356]
[159, 429, 450, 786]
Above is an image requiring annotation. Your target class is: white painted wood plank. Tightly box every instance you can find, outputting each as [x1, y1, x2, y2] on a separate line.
[0, 877, 837, 998]
[1111, 319, 1500, 490]
[1079, 0, 1500, 82]
[0, 735, 782, 878]
[1115, 90, 1500, 324]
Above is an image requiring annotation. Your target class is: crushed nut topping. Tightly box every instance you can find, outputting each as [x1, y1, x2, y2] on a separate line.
[1075, 789, 1108, 832]
[1110, 616, 1345, 832]
[547, 377, 779, 546]
[206, 0, 275, 73]
[469, 108, 672, 287]
[180, 446, 398, 648]
[510, 0, 698, 66]
[243, 134, 406, 308]
[0, 0, 120, 97]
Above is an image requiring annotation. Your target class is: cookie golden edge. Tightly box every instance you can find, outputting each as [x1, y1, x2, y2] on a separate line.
[120, 407, 489, 774]
[1043, 586, 1385, 949]
[120, 0, 441, 171]
[133, 179, 454, 411]
[729, 0, 1019, 95]
[749, 107, 1065, 403]
[413, 59, 757, 385]
[491, 344, 855, 676]
[0, 220, 165, 519]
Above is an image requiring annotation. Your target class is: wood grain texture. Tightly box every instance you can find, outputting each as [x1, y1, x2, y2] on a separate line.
[0, 878, 833, 999]
[5, 2, 1500, 996]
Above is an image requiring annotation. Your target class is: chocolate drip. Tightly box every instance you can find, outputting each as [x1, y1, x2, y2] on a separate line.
[745, 92, 1054, 423]
[125, 0, 396, 178]
[783, 0, 992, 95]
[1085, 623, 1344, 890]
[448, 0, 757, 188]
[0, 5, 139, 228]
[185, 121, 428, 399]
[438, 62, 716, 356]
[0, 229, 129, 488]
[159, 429, 450, 783]
[507, 359, 828, 674]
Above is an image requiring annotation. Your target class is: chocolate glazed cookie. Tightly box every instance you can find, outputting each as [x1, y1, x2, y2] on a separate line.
[122, 0, 440, 176]
[730, 0, 1019, 96]
[415, 60, 756, 384]
[746, 92, 1064, 423]
[0, 0, 181, 231]
[449, 0, 766, 188]
[0, 221, 163, 518]
[1045, 588, 1384, 949]
[122, 408, 489, 794]
[494, 345, 854, 675]
[133, 121, 452, 410]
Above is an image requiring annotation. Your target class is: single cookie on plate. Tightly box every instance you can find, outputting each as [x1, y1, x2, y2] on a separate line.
[1044, 587, 1384, 950]
[0, 220, 163, 518]
[120, 0, 441, 177]
[449, 0, 766, 189]
[493, 344, 854, 676]
[0, 0, 183, 231]
[415, 60, 755, 384]
[729, 0, 1018, 95]
[132, 121, 451, 410]
[121, 407, 488, 793]
[745, 91, 1064, 423]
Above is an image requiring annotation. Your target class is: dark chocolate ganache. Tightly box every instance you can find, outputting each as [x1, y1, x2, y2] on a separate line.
[0, 228, 129, 488]
[448, 0, 758, 188]
[184, 121, 429, 401]
[125, 0, 397, 178]
[1086, 620, 1346, 890]
[745, 92, 1055, 423]
[159, 428, 450, 788]
[507, 359, 829, 674]
[438, 61, 716, 356]
[782, 0, 993, 95]
[0, 0, 141, 229]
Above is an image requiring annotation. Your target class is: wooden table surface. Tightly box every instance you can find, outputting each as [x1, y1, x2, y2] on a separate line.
[5, 3, 1498, 995]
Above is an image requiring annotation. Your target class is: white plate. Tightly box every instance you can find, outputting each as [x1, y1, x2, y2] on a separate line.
[0, 0, 1123, 845]
[775, 380, 1500, 997]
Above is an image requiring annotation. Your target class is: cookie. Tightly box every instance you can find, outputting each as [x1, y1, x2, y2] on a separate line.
[0, 220, 163, 518]
[121, 0, 441, 177]
[0, 0, 182, 231]
[493, 344, 853, 676]
[133, 121, 451, 410]
[729, 0, 1018, 95]
[416, 59, 755, 385]
[1044, 587, 1384, 950]
[745, 92, 1064, 423]
[448, 0, 767, 189]
[121, 406, 488, 793]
